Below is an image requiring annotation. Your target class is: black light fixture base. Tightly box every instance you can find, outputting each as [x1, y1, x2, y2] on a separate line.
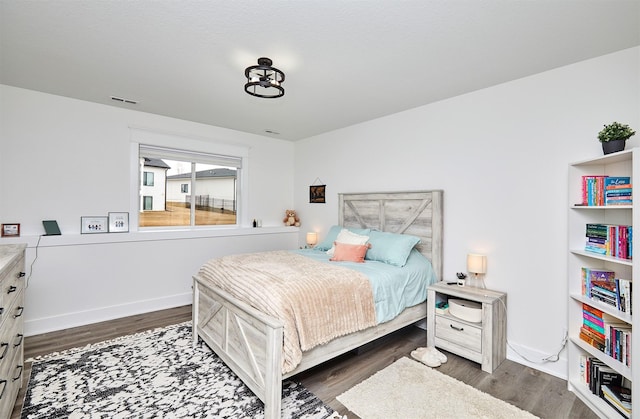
[244, 57, 285, 98]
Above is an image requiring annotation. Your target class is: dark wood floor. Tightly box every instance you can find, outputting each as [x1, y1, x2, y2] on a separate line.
[12, 305, 597, 419]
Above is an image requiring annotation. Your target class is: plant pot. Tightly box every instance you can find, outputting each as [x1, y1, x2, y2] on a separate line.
[602, 139, 626, 155]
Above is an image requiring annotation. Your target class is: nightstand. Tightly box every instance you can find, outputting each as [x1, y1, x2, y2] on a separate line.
[427, 282, 507, 373]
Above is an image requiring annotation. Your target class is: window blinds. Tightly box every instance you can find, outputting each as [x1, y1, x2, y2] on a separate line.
[139, 144, 243, 168]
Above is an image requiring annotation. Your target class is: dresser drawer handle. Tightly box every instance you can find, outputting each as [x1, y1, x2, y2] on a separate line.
[0, 379, 6, 399]
[0, 343, 8, 360]
[13, 306, 24, 318]
[12, 365, 23, 381]
[0, 307, 3, 316]
[17, 272, 25, 278]
[450, 324, 464, 332]
[7, 286, 16, 294]
[13, 334, 23, 348]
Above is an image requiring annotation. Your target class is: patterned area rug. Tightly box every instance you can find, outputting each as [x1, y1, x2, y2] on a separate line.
[21, 322, 336, 418]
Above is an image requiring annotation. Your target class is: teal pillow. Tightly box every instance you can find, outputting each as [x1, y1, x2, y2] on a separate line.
[315, 225, 371, 251]
[365, 230, 421, 267]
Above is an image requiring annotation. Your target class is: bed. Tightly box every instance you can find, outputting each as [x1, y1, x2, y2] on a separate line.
[192, 190, 443, 418]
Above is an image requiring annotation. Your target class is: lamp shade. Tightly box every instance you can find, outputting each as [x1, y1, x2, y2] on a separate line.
[306, 232, 318, 246]
[467, 253, 487, 274]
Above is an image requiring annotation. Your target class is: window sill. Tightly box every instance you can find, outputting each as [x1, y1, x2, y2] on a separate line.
[0, 226, 299, 248]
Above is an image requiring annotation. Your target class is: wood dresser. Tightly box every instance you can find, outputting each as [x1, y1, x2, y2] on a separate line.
[0, 244, 25, 419]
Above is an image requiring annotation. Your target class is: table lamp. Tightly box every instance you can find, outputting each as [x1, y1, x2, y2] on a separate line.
[306, 232, 318, 248]
[467, 253, 487, 288]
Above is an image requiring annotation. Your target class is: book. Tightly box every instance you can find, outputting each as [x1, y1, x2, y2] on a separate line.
[601, 385, 632, 418]
[584, 224, 632, 259]
[581, 268, 615, 297]
[580, 326, 605, 350]
[583, 310, 604, 327]
[618, 278, 633, 314]
[604, 176, 631, 188]
[602, 313, 632, 363]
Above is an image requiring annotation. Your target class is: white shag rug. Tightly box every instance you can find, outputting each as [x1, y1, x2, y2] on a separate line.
[337, 357, 539, 419]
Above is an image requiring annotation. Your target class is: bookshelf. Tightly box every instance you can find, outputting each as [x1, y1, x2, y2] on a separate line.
[568, 148, 638, 418]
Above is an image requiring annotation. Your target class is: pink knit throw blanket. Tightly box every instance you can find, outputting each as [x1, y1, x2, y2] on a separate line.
[197, 251, 376, 373]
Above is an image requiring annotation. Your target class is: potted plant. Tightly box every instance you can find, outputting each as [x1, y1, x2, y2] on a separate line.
[598, 122, 636, 155]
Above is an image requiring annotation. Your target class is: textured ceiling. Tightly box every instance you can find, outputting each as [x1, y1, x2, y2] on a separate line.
[1, 1, 639, 141]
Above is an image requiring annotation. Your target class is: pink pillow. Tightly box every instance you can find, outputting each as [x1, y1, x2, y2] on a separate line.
[330, 242, 371, 263]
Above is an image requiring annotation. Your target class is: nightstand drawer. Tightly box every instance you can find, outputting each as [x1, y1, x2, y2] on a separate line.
[435, 315, 481, 353]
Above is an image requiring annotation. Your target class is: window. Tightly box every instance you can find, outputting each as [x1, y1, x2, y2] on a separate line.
[143, 172, 154, 186]
[138, 145, 241, 228]
[143, 196, 153, 210]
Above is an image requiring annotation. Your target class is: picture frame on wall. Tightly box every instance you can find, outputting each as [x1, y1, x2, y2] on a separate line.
[310, 185, 326, 203]
[81, 216, 108, 234]
[1, 223, 20, 237]
[108, 212, 129, 233]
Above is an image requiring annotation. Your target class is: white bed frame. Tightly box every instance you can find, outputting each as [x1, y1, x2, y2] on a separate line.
[192, 190, 443, 418]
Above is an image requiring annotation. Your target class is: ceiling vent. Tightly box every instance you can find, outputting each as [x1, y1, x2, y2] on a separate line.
[110, 96, 138, 104]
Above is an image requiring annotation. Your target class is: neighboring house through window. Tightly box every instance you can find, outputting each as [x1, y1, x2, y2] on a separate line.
[138, 145, 241, 228]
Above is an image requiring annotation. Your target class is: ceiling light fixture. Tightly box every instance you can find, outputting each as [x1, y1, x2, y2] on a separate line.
[244, 57, 285, 98]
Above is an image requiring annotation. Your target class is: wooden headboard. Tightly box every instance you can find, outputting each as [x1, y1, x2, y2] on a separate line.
[338, 190, 443, 281]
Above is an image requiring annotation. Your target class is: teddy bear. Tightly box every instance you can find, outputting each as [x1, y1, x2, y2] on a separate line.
[283, 210, 301, 227]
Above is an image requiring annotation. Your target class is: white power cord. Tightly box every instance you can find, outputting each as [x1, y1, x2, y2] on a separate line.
[499, 296, 568, 364]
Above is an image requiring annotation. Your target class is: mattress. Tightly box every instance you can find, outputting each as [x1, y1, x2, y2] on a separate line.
[294, 248, 436, 323]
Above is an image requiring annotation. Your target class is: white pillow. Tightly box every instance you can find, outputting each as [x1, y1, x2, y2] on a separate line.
[326, 229, 370, 257]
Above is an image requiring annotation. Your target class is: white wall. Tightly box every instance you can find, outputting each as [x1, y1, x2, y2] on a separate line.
[293, 47, 640, 379]
[0, 85, 299, 335]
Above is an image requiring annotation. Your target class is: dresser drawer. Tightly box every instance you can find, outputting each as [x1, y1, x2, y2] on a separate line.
[435, 315, 482, 353]
[0, 245, 25, 419]
[0, 255, 25, 328]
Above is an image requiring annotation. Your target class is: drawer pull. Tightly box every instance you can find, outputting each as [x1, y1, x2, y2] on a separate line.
[12, 365, 23, 381]
[0, 308, 3, 315]
[13, 306, 24, 318]
[13, 334, 23, 348]
[0, 379, 6, 399]
[17, 272, 25, 278]
[450, 324, 464, 332]
[7, 285, 16, 294]
[0, 343, 8, 360]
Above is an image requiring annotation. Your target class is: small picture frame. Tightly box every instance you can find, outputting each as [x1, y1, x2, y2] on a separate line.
[81, 216, 108, 234]
[108, 212, 129, 233]
[1, 223, 20, 237]
[310, 185, 326, 203]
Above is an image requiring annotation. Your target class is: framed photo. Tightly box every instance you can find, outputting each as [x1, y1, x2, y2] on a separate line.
[81, 216, 108, 234]
[310, 185, 326, 203]
[108, 212, 129, 233]
[1, 223, 20, 237]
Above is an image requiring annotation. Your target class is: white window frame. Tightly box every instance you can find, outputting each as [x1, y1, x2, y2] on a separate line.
[129, 128, 249, 232]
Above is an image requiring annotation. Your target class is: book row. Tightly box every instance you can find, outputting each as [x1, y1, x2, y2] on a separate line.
[585, 224, 632, 260]
[581, 304, 632, 368]
[580, 176, 632, 206]
[581, 267, 633, 314]
[580, 355, 632, 418]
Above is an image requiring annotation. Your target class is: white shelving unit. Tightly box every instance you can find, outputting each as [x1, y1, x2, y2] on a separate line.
[568, 148, 638, 418]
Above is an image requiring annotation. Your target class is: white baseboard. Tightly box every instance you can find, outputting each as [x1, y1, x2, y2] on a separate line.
[506, 342, 567, 380]
[24, 293, 192, 337]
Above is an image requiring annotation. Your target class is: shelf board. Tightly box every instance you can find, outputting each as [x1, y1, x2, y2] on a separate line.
[571, 205, 632, 210]
[569, 249, 633, 266]
[570, 337, 632, 380]
[570, 149, 633, 166]
[567, 378, 625, 419]
[570, 294, 632, 323]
